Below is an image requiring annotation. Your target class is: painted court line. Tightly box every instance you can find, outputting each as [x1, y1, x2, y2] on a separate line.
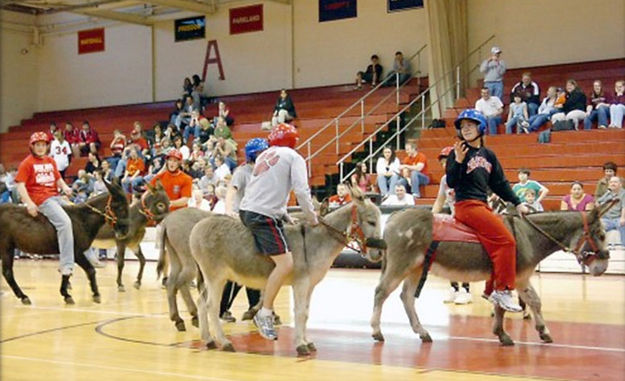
[449, 335, 625, 353]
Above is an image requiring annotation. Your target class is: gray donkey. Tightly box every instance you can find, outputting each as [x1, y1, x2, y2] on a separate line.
[370, 204, 612, 346]
[189, 189, 386, 356]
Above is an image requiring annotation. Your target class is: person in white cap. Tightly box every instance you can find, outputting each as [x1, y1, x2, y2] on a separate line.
[480, 46, 506, 100]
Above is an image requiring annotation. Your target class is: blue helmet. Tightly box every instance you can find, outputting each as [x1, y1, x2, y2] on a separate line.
[454, 109, 487, 135]
[245, 138, 269, 162]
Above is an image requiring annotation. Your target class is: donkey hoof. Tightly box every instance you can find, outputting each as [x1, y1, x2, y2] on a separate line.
[175, 321, 186, 332]
[306, 342, 317, 352]
[274, 314, 282, 325]
[21, 296, 32, 305]
[191, 316, 199, 328]
[222, 343, 236, 352]
[499, 335, 514, 346]
[296, 344, 311, 356]
[372, 332, 385, 342]
[93, 295, 101, 304]
[539, 333, 553, 343]
[118, 285, 126, 292]
[64, 296, 75, 305]
[241, 309, 256, 321]
[420, 333, 433, 343]
[205, 340, 217, 350]
[133, 281, 141, 290]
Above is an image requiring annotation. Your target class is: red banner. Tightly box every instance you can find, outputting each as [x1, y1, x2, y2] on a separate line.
[229, 4, 263, 35]
[78, 28, 105, 54]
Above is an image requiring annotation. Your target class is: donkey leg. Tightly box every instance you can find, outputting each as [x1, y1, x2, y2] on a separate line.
[179, 284, 199, 328]
[493, 305, 514, 346]
[1, 248, 31, 304]
[133, 245, 146, 290]
[518, 283, 552, 343]
[399, 271, 432, 342]
[292, 278, 312, 356]
[166, 270, 185, 331]
[60, 274, 74, 304]
[76, 252, 100, 303]
[206, 278, 233, 351]
[115, 242, 126, 292]
[195, 283, 215, 348]
[371, 267, 408, 342]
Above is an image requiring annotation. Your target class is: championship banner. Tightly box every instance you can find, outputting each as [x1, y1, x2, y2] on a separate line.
[230, 4, 263, 35]
[175, 16, 206, 42]
[319, 0, 357, 22]
[388, 0, 423, 12]
[78, 28, 105, 54]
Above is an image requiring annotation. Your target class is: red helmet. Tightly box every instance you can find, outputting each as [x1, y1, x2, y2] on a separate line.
[166, 149, 183, 161]
[268, 123, 298, 149]
[29, 132, 50, 146]
[438, 146, 453, 160]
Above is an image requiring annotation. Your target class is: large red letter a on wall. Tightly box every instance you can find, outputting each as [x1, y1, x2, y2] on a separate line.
[202, 39, 225, 81]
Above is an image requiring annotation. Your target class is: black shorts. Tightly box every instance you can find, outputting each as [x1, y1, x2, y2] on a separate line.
[239, 210, 289, 256]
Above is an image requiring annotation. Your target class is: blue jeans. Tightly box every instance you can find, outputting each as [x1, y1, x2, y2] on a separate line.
[410, 171, 430, 197]
[602, 217, 625, 246]
[505, 116, 527, 134]
[377, 174, 399, 196]
[486, 116, 502, 135]
[484, 81, 503, 100]
[527, 102, 539, 117]
[114, 158, 127, 178]
[528, 113, 550, 131]
[39, 196, 74, 275]
[584, 106, 610, 130]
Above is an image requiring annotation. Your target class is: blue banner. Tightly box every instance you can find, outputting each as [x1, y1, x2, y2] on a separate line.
[388, 0, 423, 13]
[175, 16, 206, 42]
[319, 0, 357, 22]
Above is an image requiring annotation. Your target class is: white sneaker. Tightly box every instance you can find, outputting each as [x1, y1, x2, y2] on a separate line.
[489, 290, 523, 312]
[454, 288, 473, 304]
[443, 287, 457, 303]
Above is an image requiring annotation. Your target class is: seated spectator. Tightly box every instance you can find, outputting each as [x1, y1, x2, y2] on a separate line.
[46, 122, 58, 142]
[355, 54, 383, 90]
[183, 110, 210, 143]
[128, 123, 149, 156]
[400, 142, 429, 197]
[512, 168, 549, 204]
[63, 122, 81, 157]
[121, 147, 145, 194]
[213, 117, 232, 140]
[561, 181, 594, 211]
[49, 129, 72, 179]
[182, 77, 193, 98]
[213, 136, 238, 170]
[528, 86, 558, 132]
[595, 161, 624, 199]
[475, 87, 504, 135]
[84, 152, 101, 174]
[522, 188, 543, 212]
[169, 99, 184, 126]
[108, 129, 126, 169]
[216, 101, 234, 126]
[505, 93, 530, 134]
[172, 136, 190, 161]
[149, 124, 164, 153]
[190, 142, 205, 162]
[212, 185, 228, 214]
[188, 188, 212, 211]
[328, 183, 352, 207]
[77, 121, 101, 156]
[100, 160, 113, 182]
[551, 79, 587, 130]
[189, 157, 207, 179]
[384, 51, 411, 87]
[156, 137, 173, 158]
[195, 118, 215, 145]
[596, 176, 625, 247]
[198, 165, 217, 193]
[92, 169, 108, 196]
[608, 80, 625, 128]
[351, 161, 374, 193]
[175, 95, 197, 130]
[510, 72, 540, 117]
[164, 123, 182, 143]
[271, 90, 297, 127]
[382, 184, 414, 206]
[584, 80, 610, 130]
[214, 156, 231, 182]
[397, 167, 412, 196]
[4, 166, 18, 203]
[72, 169, 94, 202]
[376, 146, 400, 196]
[0, 164, 10, 204]
[479, 46, 506, 100]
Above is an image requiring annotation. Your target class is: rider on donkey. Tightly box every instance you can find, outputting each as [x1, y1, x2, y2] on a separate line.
[16, 132, 75, 276]
[446, 109, 529, 312]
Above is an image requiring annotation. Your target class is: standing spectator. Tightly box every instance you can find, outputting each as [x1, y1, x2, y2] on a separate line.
[475, 87, 504, 135]
[381, 184, 414, 206]
[528, 86, 558, 132]
[271, 89, 297, 127]
[49, 129, 72, 179]
[84, 152, 101, 174]
[150, 149, 193, 212]
[64, 122, 81, 157]
[187, 188, 212, 211]
[551, 79, 587, 130]
[505, 93, 530, 134]
[561, 181, 595, 211]
[355, 54, 383, 89]
[522, 188, 543, 212]
[597, 176, 625, 247]
[584, 80, 610, 130]
[376, 146, 401, 196]
[595, 161, 624, 199]
[385, 51, 411, 87]
[77, 121, 101, 156]
[351, 161, 373, 193]
[512, 168, 549, 204]
[608, 80, 625, 128]
[510, 72, 540, 116]
[400, 142, 429, 198]
[328, 183, 352, 207]
[121, 147, 145, 194]
[480, 46, 506, 100]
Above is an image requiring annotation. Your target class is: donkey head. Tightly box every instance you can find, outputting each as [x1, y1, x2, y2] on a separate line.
[349, 186, 387, 262]
[571, 201, 615, 276]
[143, 181, 171, 223]
[104, 177, 131, 240]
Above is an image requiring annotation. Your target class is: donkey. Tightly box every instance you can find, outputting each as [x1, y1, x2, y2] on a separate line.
[189, 189, 386, 356]
[369, 203, 613, 346]
[0, 178, 130, 305]
[92, 183, 170, 291]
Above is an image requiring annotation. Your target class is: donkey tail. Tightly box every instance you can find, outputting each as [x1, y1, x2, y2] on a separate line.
[156, 224, 168, 279]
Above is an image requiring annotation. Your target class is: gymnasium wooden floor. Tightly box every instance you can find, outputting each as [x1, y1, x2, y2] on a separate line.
[1, 260, 624, 381]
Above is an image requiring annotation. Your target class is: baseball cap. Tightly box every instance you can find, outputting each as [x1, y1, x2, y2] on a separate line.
[491, 46, 502, 54]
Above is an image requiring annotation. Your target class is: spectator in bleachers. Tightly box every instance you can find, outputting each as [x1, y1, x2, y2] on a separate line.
[183, 110, 206, 143]
[213, 135, 238, 170]
[92, 169, 108, 196]
[0, 164, 10, 204]
[189, 157, 207, 179]
[583, 80, 610, 130]
[149, 124, 164, 152]
[172, 136, 190, 161]
[187, 188, 212, 211]
[169, 99, 184, 126]
[561, 181, 594, 211]
[129, 128, 150, 158]
[597, 176, 625, 247]
[195, 117, 214, 146]
[608, 80, 625, 128]
[528, 86, 558, 132]
[71, 169, 94, 202]
[355, 54, 383, 90]
[49, 129, 71, 179]
[164, 123, 182, 143]
[77, 121, 101, 156]
[175, 95, 197, 130]
[182, 77, 193, 98]
[385, 51, 411, 87]
[46, 122, 57, 142]
[551, 79, 587, 130]
[271, 89, 297, 127]
[190, 141, 205, 162]
[64, 122, 81, 157]
[84, 152, 101, 174]
[214, 117, 232, 140]
[212, 185, 228, 214]
[100, 160, 113, 182]
[328, 183, 352, 207]
[214, 156, 231, 182]
[217, 101, 234, 126]
[121, 147, 145, 194]
[595, 161, 624, 199]
[397, 167, 413, 196]
[512, 168, 549, 204]
[480, 46, 506, 100]
[475, 87, 504, 135]
[108, 129, 126, 170]
[376, 146, 401, 196]
[400, 142, 430, 198]
[158, 137, 173, 157]
[198, 165, 217, 192]
[382, 184, 414, 206]
[351, 161, 374, 193]
[505, 92, 530, 134]
[510, 72, 540, 117]
[522, 188, 543, 212]
[4, 166, 18, 203]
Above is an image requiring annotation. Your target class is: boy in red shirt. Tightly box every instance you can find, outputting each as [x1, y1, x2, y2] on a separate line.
[328, 183, 352, 207]
[16, 132, 74, 276]
[77, 121, 101, 156]
[401, 142, 430, 198]
[150, 149, 192, 211]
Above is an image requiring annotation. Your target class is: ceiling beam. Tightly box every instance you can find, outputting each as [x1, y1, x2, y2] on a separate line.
[72, 9, 152, 25]
[144, 0, 215, 14]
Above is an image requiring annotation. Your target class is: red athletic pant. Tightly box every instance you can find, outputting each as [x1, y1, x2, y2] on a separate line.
[454, 199, 517, 292]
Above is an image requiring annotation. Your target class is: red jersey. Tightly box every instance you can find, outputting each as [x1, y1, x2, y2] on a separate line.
[79, 128, 100, 144]
[150, 170, 192, 211]
[328, 194, 352, 206]
[15, 154, 61, 205]
[403, 152, 429, 179]
[126, 157, 145, 176]
[64, 129, 80, 144]
[110, 136, 126, 155]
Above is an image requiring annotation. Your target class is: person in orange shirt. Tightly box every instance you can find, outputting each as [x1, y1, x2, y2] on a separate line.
[328, 183, 352, 207]
[121, 147, 145, 194]
[400, 142, 429, 198]
[150, 149, 192, 211]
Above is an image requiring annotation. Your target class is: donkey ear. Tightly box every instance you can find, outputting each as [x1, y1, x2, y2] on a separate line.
[319, 197, 330, 217]
[145, 182, 156, 193]
[155, 179, 165, 191]
[349, 184, 365, 204]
